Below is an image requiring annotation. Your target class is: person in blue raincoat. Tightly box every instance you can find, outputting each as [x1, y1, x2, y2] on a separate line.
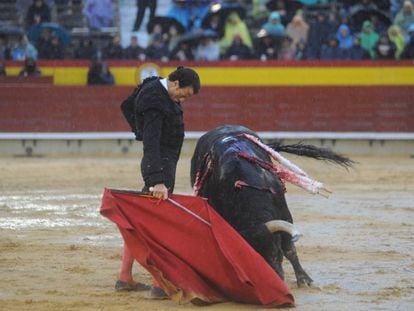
[12, 35, 38, 61]
[83, 0, 114, 30]
[262, 11, 285, 36]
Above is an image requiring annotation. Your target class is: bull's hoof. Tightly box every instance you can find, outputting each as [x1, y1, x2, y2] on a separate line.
[191, 298, 212, 306]
[297, 274, 313, 288]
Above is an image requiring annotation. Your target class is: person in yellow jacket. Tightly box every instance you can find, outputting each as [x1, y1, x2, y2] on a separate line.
[388, 24, 406, 59]
[219, 12, 252, 55]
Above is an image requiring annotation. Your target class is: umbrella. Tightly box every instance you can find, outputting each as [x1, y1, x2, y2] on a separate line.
[146, 16, 186, 34]
[266, 0, 303, 13]
[349, 8, 391, 31]
[201, 2, 246, 34]
[27, 22, 71, 46]
[338, 1, 390, 11]
[177, 29, 219, 46]
[100, 188, 295, 307]
[254, 29, 289, 49]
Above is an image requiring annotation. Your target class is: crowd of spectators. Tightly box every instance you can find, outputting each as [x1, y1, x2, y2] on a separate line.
[1, 0, 414, 67]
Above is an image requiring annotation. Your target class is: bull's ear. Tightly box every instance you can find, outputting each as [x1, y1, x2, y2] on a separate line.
[265, 220, 302, 242]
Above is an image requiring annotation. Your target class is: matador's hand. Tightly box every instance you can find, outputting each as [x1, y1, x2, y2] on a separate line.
[149, 184, 169, 200]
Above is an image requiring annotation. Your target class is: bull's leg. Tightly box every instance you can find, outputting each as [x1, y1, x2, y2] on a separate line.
[269, 234, 285, 280]
[240, 225, 285, 279]
[280, 232, 313, 287]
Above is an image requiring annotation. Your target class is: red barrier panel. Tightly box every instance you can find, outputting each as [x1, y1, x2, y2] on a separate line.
[1, 84, 413, 132]
[0, 76, 53, 84]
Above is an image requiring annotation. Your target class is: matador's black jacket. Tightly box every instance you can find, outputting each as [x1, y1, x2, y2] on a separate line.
[134, 77, 184, 191]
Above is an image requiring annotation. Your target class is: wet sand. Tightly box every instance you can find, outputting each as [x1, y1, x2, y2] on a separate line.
[0, 154, 413, 310]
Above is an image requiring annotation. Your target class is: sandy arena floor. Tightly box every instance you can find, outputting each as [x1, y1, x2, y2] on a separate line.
[0, 153, 413, 311]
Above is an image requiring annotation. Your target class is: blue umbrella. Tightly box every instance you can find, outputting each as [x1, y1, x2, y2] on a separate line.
[146, 16, 186, 34]
[27, 22, 71, 46]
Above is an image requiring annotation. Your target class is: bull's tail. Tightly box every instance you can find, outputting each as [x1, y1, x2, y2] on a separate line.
[267, 141, 355, 168]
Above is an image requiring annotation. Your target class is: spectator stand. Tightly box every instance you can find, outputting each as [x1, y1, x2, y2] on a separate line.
[0, 1, 23, 55]
[0, 0, 19, 27]
[58, 0, 121, 59]
[119, 0, 172, 49]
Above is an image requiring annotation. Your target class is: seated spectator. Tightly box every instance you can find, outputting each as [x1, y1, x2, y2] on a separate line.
[387, 25, 406, 59]
[255, 30, 279, 60]
[306, 11, 335, 59]
[46, 35, 65, 59]
[26, 0, 51, 29]
[219, 12, 253, 54]
[224, 34, 253, 60]
[0, 63, 6, 76]
[320, 37, 342, 60]
[374, 33, 397, 60]
[262, 11, 285, 37]
[167, 24, 182, 52]
[336, 24, 353, 48]
[87, 60, 115, 85]
[145, 33, 169, 61]
[359, 20, 379, 59]
[193, 37, 220, 61]
[103, 34, 124, 60]
[148, 22, 169, 46]
[335, 23, 353, 58]
[285, 14, 309, 47]
[17, 0, 54, 21]
[169, 41, 194, 61]
[19, 57, 41, 77]
[349, 35, 370, 60]
[36, 28, 52, 59]
[83, 0, 114, 31]
[12, 35, 38, 61]
[0, 35, 11, 60]
[251, 0, 270, 27]
[203, 14, 222, 36]
[74, 38, 97, 60]
[278, 36, 296, 60]
[401, 23, 414, 59]
[266, 0, 291, 26]
[394, 0, 414, 38]
[294, 39, 307, 60]
[124, 35, 146, 61]
[370, 12, 388, 35]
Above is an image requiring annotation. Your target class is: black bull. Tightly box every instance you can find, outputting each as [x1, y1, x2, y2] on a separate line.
[190, 125, 353, 287]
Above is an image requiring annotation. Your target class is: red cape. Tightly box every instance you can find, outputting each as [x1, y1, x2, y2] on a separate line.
[100, 188, 295, 307]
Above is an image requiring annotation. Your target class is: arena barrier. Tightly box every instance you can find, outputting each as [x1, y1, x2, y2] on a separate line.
[1, 60, 413, 156]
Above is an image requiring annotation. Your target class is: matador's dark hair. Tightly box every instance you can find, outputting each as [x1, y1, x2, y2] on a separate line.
[168, 66, 201, 94]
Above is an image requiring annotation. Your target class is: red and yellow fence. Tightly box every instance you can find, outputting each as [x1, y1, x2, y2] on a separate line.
[1, 60, 414, 133]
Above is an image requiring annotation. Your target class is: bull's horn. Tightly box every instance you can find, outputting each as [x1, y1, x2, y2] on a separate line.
[265, 220, 302, 242]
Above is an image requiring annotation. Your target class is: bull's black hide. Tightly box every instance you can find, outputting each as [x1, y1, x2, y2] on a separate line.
[191, 125, 337, 287]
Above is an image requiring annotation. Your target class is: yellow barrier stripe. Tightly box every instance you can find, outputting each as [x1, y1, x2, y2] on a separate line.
[5, 66, 414, 86]
[191, 67, 414, 86]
